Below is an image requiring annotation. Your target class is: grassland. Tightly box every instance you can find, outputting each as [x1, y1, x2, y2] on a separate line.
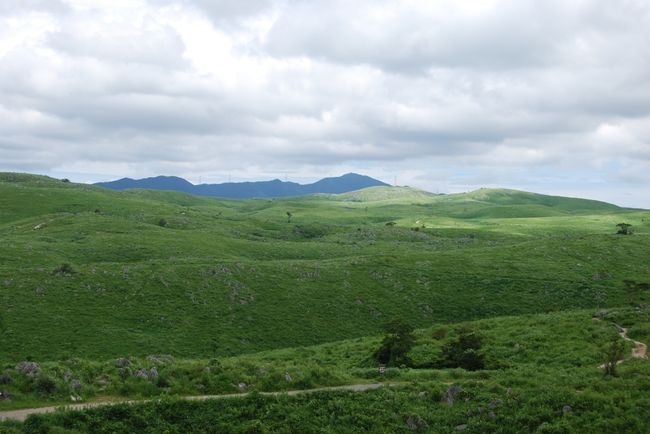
[1, 172, 649, 432]
[1, 307, 649, 432]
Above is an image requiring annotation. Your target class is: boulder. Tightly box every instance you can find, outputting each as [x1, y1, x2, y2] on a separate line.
[115, 358, 131, 368]
[405, 415, 428, 432]
[442, 385, 463, 406]
[70, 379, 82, 391]
[16, 361, 40, 376]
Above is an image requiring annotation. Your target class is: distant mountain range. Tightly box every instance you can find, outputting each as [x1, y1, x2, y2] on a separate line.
[95, 173, 389, 199]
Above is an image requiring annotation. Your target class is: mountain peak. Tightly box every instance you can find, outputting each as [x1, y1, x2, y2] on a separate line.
[95, 173, 388, 199]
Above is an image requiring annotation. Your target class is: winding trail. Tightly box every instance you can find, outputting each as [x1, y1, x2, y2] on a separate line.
[598, 323, 648, 369]
[0, 383, 384, 422]
[615, 325, 647, 359]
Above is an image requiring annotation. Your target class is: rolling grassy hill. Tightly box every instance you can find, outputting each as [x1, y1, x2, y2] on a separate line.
[1, 172, 649, 432]
[1, 173, 649, 363]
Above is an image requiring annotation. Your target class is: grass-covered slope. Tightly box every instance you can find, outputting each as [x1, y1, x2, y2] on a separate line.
[0, 173, 649, 362]
[1, 307, 649, 432]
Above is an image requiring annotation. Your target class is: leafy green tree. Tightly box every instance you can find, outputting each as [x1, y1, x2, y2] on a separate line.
[373, 318, 415, 367]
[603, 334, 625, 377]
[616, 223, 632, 235]
[440, 327, 485, 370]
[286, 211, 292, 223]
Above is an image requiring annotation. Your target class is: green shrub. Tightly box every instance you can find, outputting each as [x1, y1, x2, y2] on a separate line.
[34, 375, 57, 396]
[52, 263, 75, 276]
[439, 327, 485, 371]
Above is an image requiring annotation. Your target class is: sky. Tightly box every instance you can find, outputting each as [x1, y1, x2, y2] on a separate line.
[0, 0, 649, 207]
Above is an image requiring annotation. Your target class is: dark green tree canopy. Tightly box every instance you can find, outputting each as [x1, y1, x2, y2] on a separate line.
[373, 318, 416, 367]
[616, 223, 632, 235]
[440, 327, 485, 371]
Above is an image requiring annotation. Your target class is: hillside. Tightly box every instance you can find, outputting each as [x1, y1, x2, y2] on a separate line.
[1, 173, 648, 362]
[94, 173, 389, 198]
[1, 307, 649, 432]
[1, 172, 649, 431]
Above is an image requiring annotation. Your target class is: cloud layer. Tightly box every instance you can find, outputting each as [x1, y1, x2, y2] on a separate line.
[1, 0, 649, 206]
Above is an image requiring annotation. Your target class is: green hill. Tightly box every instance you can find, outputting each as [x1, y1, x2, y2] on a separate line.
[461, 188, 622, 213]
[1, 173, 648, 363]
[330, 186, 440, 203]
[1, 172, 649, 431]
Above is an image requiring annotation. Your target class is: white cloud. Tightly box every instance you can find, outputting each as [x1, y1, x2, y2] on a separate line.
[0, 0, 649, 206]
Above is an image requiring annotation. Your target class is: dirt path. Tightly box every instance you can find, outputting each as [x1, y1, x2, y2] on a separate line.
[598, 323, 648, 369]
[0, 383, 384, 422]
[617, 325, 647, 359]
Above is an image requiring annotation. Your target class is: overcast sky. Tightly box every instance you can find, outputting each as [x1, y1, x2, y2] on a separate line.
[1, 0, 649, 207]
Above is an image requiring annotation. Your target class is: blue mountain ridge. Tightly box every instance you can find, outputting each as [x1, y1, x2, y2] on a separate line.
[95, 173, 389, 199]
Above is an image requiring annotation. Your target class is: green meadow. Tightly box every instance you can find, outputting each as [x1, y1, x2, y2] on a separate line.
[1, 172, 649, 432]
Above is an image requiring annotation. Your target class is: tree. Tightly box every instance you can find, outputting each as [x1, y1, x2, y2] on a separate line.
[373, 318, 415, 367]
[286, 211, 292, 223]
[623, 280, 650, 305]
[616, 223, 633, 235]
[440, 327, 485, 370]
[603, 334, 625, 377]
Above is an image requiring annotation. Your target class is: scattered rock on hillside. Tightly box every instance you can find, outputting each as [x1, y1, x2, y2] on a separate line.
[442, 385, 463, 406]
[133, 367, 158, 381]
[0, 391, 12, 401]
[405, 415, 428, 431]
[115, 358, 130, 368]
[284, 372, 292, 383]
[0, 373, 11, 385]
[562, 405, 572, 415]
[63, 371, 73, 382]
[455, 424, 468, 431]
[134, 369, 149, 380]
[238, 383, 247, 392]
[16, 361, 40, 376]
[594, 309, 610, 319]
[70, 379, 82, 391]
[489, 399, 502, 409]
[147, 355, 174, 365]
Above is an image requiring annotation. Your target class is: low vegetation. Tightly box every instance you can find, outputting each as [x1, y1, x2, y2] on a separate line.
[0, 173, 648, 432]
